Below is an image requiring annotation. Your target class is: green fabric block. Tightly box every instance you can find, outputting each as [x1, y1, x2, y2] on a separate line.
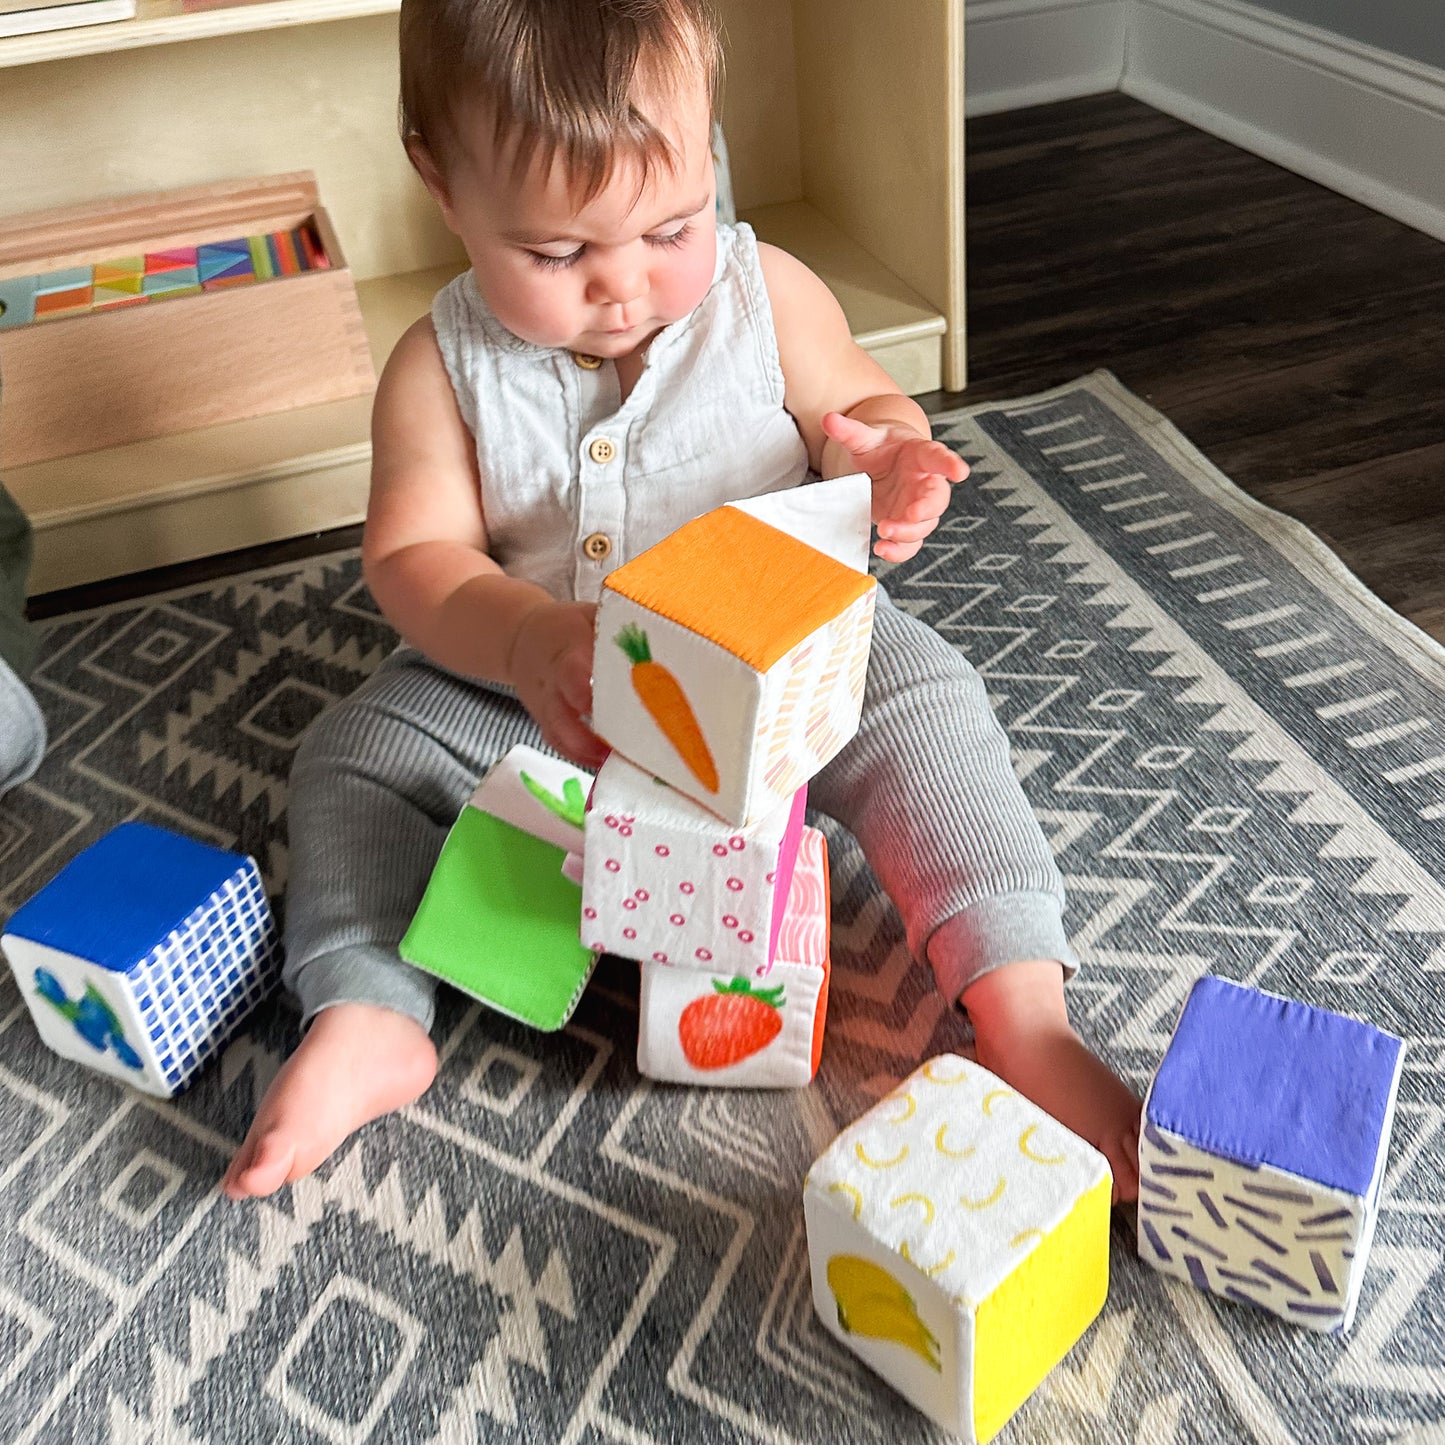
[400, 805, 597, 1031]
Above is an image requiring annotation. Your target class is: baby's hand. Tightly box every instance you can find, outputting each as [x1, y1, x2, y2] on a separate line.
[510, 601, 609, 769]
[822, 411, 969, 562]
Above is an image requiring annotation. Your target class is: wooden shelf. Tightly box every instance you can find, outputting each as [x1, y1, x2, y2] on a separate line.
[15, 263, 456, 594]
[0, 0, 398, 69]
[744, 198, 946, 394]
[17, 205, 944, 594]
[7, 0, 962, 593]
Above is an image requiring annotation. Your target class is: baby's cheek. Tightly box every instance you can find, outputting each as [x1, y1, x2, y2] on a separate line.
[485, 265, 577, 349]
[655, 244, 717, 323]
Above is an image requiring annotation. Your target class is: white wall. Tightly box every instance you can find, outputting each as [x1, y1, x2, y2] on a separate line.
[1242, 0, 1445, 69]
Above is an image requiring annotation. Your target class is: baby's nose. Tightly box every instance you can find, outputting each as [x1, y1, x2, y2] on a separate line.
[587, 260, 647, 307]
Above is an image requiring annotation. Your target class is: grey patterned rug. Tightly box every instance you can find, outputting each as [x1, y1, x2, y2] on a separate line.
[2, 371, 1442, 1444]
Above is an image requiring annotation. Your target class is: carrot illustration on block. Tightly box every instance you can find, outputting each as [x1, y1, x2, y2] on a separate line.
[615, 624, 719, 794]
[592, 485, 876, 824]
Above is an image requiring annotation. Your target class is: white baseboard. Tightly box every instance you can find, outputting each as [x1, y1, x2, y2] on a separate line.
[1121, 0, 1445, 243]
[964, 0, 1445, 246]
[966, 0, 1126, 117]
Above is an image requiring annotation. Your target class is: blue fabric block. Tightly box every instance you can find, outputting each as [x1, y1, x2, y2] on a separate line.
[1147, 975, 1403, 1197]
[5, 822, 251, 974]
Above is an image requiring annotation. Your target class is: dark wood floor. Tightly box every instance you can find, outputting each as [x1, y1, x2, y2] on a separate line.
[30, 94, 1445, 639]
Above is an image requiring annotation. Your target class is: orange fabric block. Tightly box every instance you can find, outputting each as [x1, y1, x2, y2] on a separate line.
[605, 506, 875, 673]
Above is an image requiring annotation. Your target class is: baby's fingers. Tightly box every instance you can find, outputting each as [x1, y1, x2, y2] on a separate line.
[891, 473, 956, 525]
[876, 515, 940, 548]
[873, 517, 939, 562]
[542, 707, 608, 771]
[557, 650, 595, 722]
[902, 439, 969, 485]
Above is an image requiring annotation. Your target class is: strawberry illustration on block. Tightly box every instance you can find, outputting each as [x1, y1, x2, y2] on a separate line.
[636, 826, 831, 1088]
[592, 475, 877, 827]
[580, 750, 807, 976]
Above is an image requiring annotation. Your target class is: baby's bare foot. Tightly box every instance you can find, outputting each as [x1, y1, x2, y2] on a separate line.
[221, 1002, 437, 1200]
[961, 960, 1141, 1203]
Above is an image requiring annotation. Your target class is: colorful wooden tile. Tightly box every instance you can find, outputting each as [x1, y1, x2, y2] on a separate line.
[0, 276, 38, 330]
[297, 223, 328, 270]
[34, 286, 93, 318]
[92, 287, 149, 309]
[94, 258, 145, 283]
[248, 235, 275, 281]
[145, 250, 198, 275]
[142, 267, 200, 295]
[95, 272, 144, 295]
[36, 267, 92, 294]
[197, 246, 251, 283]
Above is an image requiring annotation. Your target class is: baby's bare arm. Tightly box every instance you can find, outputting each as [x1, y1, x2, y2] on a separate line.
[363, 318, 551, 683]
[364, 319, 604, 765]
[758, 244, 967, 560]
[757, 243, 929, 472]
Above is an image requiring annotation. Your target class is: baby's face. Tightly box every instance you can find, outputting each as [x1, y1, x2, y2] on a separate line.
[432, 80, 718, 359]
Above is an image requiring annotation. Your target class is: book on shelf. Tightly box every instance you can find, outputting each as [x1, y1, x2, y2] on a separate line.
[0, 0, 135, 37]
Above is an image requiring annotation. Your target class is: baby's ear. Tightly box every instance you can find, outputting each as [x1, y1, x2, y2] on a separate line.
[406, 136, 458, 226]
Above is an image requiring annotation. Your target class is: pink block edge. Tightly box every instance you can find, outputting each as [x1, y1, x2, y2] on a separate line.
[766, 784, 809, 964]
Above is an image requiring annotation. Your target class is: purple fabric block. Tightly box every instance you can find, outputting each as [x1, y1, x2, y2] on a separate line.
[1147, 975, 1403, 1197]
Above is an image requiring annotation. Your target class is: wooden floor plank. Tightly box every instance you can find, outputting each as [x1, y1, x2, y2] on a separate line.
[948, 93, 1445, 640]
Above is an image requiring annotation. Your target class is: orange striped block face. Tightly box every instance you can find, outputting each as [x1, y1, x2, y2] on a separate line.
[594, 499, 877, 827]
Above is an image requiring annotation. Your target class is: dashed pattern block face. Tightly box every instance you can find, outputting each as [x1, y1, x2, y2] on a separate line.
[1137, 975, 1404, 1333]
[1137, 1123, 1367, 1333]
[803, 1055, 1112, 1441]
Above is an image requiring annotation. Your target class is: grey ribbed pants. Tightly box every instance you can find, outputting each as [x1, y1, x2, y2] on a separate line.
[282, 590, 1076, 1031]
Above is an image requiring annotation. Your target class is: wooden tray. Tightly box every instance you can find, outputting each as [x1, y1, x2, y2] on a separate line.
[0, 172, 376, 468]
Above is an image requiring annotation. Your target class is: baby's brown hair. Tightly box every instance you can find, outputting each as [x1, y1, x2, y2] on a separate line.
[400, 0, 723, 198]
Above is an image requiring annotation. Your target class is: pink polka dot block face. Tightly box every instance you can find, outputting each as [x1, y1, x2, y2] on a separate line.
[636, 827, 831, 1089]
[581, 751, 808, 975]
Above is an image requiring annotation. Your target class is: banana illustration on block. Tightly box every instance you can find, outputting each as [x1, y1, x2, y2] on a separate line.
[826, 1255, 942, 1371]
[804, 1055, 1114, 1439]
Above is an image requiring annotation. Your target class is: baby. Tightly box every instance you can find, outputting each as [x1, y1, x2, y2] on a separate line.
[223, 0, 1141, 1201]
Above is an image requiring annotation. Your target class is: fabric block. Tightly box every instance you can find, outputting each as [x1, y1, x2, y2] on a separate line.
[1138, 974, 1404, 1333]
[636, 826, 829, 1087]
[804, 1055, 1111, 1441]
[400, 745, 598, 1031]
[0, 822, 280, 1098]
[581, 750, 807, 973]
[592, 479, 877, 826]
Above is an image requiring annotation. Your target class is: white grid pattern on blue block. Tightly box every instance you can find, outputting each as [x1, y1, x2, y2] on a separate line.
[130, 860, 282, 1092]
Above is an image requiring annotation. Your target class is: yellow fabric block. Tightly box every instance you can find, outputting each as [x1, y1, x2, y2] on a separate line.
[972, 1172, 1112, 1443]
[603, 505, 875, 673]
[803, 1055, 1113, 1440]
